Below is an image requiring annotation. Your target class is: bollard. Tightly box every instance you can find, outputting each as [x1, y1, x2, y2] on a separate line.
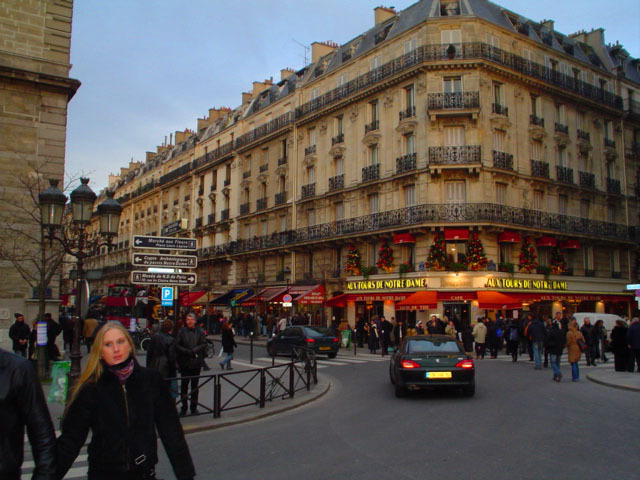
[250, 331, 254, 364]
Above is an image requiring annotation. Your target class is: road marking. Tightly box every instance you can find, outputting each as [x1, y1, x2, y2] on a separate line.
[23, 455, 87, 469]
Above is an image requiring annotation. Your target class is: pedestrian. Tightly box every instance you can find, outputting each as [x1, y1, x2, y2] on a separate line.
[542, 315, 551, 368]
[355, 316, 366, 347]
[56, 321, 195, 480]
[9, 312, 30, 357]
[83, 314, 99, 353]
[522, 314, 534, 361]
[580, 317, 597, 366]
[566, 318, 586, 381]
[505, 318, 519, 362]
[546, 320, 566, 382]
[594, 319, 609, 363]
[415, 320, 425, 335]
[219, 320, 237, 370]
[460, 320, 474, 356]
[445, 319, 457, 338]
[0, 347, 57, 479]
[486, 318, 499, 359]
[472, 318, 487, 359]
[380, 316, 393, 356]
[44, 312, 62, 362]
[610, 320, 630, 372]
[146, 319, 177, 381]
[278, 315, 288, 334]
[174, 312, 207, 416]
[528, 315, 547, 369]
[59, 309, 74, 355]
[367, 319, 379, 354]
[392, 318, 406, 347]
[627, 317, 640, 372]
[427, 315, 444, 334]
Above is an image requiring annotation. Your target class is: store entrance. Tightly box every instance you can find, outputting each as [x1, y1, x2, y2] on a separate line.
[444, 302, 470, 330]
[356, 301, 384, 321]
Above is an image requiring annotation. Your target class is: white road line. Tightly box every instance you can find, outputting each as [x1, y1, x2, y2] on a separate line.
[23, 455, 87, 469]
[316, 360, 350, 366]
[64, 466, 89, 479]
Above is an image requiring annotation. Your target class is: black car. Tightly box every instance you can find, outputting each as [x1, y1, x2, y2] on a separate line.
[389, 335, 475, 397]
[267, 326, 340, 358]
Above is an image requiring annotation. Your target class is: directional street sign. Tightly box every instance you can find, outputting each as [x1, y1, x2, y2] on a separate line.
[133, 235, 196, 251]
[131, 271, 197, 286]
[132, 253, 197, 268]
[161, 287, 174, 307]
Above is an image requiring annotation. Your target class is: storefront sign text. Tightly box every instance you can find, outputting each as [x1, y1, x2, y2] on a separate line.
[347, 278, 427, 291]
[485, 278, 568, 290]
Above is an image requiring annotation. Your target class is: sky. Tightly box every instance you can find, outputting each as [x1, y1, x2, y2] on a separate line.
[66, 0, 640, 192]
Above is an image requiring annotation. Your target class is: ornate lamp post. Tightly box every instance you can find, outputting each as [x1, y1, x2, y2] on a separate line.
[39, 178, 122, 391]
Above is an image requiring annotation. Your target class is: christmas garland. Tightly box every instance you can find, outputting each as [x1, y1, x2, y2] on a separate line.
[518, 236, 538, 273]
[550, 246, 567, 275]
[376, 240, 394, 273]
[426, 232, 447, 270]
[466, 230, 488, 271]
[345, 244, 362, 275]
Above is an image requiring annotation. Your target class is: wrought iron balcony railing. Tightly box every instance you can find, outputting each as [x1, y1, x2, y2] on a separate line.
[328, 174, 344, 191]
[396, 153, 417, 173]
[220, 209, 229, 221]
[278, 156, 288, 166]
[256, 197, 267, 211]
[210, 184, 216, 192]
[492, 103, 509, 116]
[530, 115, 544, 127]
[224, 179, 231, 186]
[493, 150, 514, 170]
[304, 145, 316, 156]
[554, 123, 569, 134]
[606, 178, 621, 195]
[531, 160, 550, 178]
[207, 213, 215, 225]
[427, 91, 480, 110]
[301, 183, 316, 199]
[195, 217, 203, 228]
[275, 191, 287, 205]
[399, 105, 416, 121]
[239, 203, 250, 215]
[365, 120, 379, 133]
[604, 138, 616, 149]
[577, 129, 590, 141]
[579, 171, 595, 189]
[332, 133, 344, 145]
[557, 165, 574, 184]
[429, 145, 481, 165]
[259, 164, 269, 173]
[242, 171, 251, 179]
[362, 163, 380, 182]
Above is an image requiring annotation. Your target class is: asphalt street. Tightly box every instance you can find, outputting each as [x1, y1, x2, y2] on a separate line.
[155, 344, 639, 480]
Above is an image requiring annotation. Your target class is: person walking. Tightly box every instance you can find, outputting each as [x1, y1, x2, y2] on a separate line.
[380, 316, 393, 356]
[393, 318, 406, 347]
[146, 319, 177, 380]
[610, 320, 631, 372]
[593, 319, 609, 363]
[219, 321, 237, 370]
[505, 319, 519, 362]
[566, 318, 586, 381]
[174, 312, 207, 416]
[486, 319, 499, 359]
[56, 322, 195, 480]
[444, 319, 457, 338]
[0, 347, 57, 479]
[9, 312, 30, 357]
[627, 317, 640, 372]
[546, 320, 566, 382]
[528, 316, 547, 370]
[83, 314, 99, 353]
[472, 318, 487, 359]
[580, 318, 597, 366]
[367, 319, 380, 354]
[44, 312, 62, 362]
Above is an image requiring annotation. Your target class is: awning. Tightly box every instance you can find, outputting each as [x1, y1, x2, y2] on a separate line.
[209, 288, 253, 306]
[536, 236, 557, 247]
[498, 231, 522, 243]
[476, 291, 521, 309]
[444, 228, 469, 241]
[507, 292, 634, 303]
[394, 233, 416, 244]
[291, 285, 325, 304]
[396, 291, 438, 310]
[437, 291, 477, 301]
[326, 293, 348, 307]
[326, 292, 409, 306]
[180, 290, 207, 307]
[559, 239, 581, 249]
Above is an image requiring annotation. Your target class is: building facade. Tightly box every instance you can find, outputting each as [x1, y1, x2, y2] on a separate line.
[0, 0, 80, 343]
[88, 0, 640, 327]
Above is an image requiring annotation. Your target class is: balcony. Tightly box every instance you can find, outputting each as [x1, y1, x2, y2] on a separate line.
[220, 209, 229, 221]
[331, 133, 344, 145]
[362, 163, 380, 183]
[224, 178, 230, 187]
[239, 203, 250, 215]
[493, 150, 514, 170]
[606, 178, 621, 195]
[365, 120, 379, 133]
[529, 115, 544, 127]
[396, 153, 417, 174]
[278, 156, 288, 166]
[554, 123, 569, 135]
[427, 91, 480, 110]
[577, 129, 590, 141]
[604, 138, 616, 149]
[207, 213, 215, 225]
[275, 191, 287, 205]
[259, 163, 269, 173]
[301, 183, 316, 199]
[210, 184, 217, 192]
[492, 103, 508, 116]
[328, 174, 344, 191]
[399, 105, 416, 121]
[198, 187, 204, 196]
[556, 165, 574, 184]
[256, 197, 267, 211]
[195, 217, 203, 228]
[429, 145, 481, 165]
[579, 171, 595, 189]
[304, 145, 316, 156]
[531, 160, 550, 179]
[242, 170, 251, 179]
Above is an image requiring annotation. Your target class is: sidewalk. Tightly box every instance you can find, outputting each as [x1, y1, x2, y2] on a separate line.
[586, 369, 640, 392]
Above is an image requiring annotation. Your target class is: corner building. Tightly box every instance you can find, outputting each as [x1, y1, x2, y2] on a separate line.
[90, 0, 640, 328]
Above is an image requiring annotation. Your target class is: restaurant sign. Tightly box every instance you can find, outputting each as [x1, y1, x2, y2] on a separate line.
[347, 277, 427, 291]
[485, 278, 568, 291]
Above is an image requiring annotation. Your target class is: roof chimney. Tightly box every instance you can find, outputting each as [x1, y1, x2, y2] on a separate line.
[374, 6, 396, 26]
[311, 41, 338, 64]
[540, 19, 554, 31]
[280, 68, 296, 81]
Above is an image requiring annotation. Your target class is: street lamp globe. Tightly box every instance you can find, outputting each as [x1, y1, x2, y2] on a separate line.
[97, 190, 123, 237]
[38, 179, 67, 229]
[69, 177, 97, 225]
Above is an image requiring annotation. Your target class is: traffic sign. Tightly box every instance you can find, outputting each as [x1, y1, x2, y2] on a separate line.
[133, 235, 196, 251]
[161, 287, 174, 306]
[132, 253, 197, 268]
[626, 284, 640, 290]
[131, 271, 197, 286]
[283, 294, 292, 303]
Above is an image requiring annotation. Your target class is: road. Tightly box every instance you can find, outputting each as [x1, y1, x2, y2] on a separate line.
[157, 344, 639, 480]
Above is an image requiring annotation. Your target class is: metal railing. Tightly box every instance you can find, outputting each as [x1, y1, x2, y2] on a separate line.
[530, 115, 544, 127]
[332, 133, 344, 145]
[493, 150, 514, 170]
[256, 197, 267, 211]
[328, 174, 344, 191]
[275, 191, 287, 205]
[604, 138, 616, 149]
[399, 105, 416, 121]
[429, 145, 481, 165]
[365, 120, 379, 133]
[362, 163, 380, 182]
[239, 203, 250, 215]
[427, 91, 479, 110]
[606, 178, 621, 195]
[557, 165, 574, 184]
[278, 156, 288, 166]
[577, 129, 590, 141]
[492, 103, 509, 116]
[531, 160, 550, 178]
[579, 171, 595, 189]
[396, 153, 416, 173]
[304, 145, 316, 156]
[555, 123, 569, 134]
[301, 183, 316, 199]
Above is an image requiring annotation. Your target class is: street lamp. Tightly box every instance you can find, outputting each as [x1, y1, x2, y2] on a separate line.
[39, 177, 122, 391]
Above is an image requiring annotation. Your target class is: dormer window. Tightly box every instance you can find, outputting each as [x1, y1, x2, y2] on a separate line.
[441, 0, 459, 16]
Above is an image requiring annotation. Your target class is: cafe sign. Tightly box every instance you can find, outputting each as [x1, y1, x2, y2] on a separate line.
[347, 277, 427, 291]
[485, 278, 568, 290]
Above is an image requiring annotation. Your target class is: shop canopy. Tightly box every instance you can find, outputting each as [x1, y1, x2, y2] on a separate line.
[209, 288, 253, 306]
[559, 239, 581, 249]
[477, 291, 521, 309]
[444, 228, 470, 241]
[536, 236, 557, 247]
[290, 285, 325, 305]
[179, 290, 207, 307]
[393, 233, 416, 244]
[396, 291, 438, 310]
[239, 287, 288, 307]
[498, 231, 522, 243]
[326, 293, 348, 307]
[326, 292, 409, 307]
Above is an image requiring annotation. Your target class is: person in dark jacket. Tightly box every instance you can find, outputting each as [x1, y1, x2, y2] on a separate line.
[505, 319, 519, 362]
[392, 318, 406, 347]
[580, 318, 597, 366]
[427, 315, 445, 335]
[366, 319, 380, 354]
[219, 320, 237, 370]
[486, 319, 499, 359]
[0, 347, 56, 479]
[9, 312, 30, 356]
[44, 312, 62, 362]
[610, 320, 630, 372]
[174, 312, 207, 416]
[380, 316, 393, 356]
[627, 317, 640, 372]
[593, 319, 609, 363]
[146, 319, 177, 379]
[56, 321, 195, 480]
[546, 320, 566, 382]
[528, 316, 547, 369]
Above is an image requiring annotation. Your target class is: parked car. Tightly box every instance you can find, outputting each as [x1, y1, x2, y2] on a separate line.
[267, 326, 340, 358]
[389, 335, 475, 398]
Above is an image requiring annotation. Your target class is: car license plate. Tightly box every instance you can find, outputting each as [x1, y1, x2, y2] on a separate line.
[426, 371, 452, 379]
[319, 346, 331, 351]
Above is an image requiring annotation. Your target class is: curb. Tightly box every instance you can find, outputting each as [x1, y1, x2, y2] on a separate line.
[586, 373, 640, 393]
[181, 381, 331, 434]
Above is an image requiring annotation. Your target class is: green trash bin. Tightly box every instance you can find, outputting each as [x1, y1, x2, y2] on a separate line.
[340, 330, 351, 348]
[48, 361, 70, 404]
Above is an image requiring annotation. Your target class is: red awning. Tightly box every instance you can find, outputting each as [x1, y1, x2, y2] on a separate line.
[326, 293, 348, 307]
[393, 233, 416, 244]
[238, 294, 258, 307]
[257, 287, 289, 302]
[477, 291, 521, 309]
[508, 292, 634, 303]
[180, 290, 207, 307]
[327, 292, 410, 307]
[437, 291, 477, 301]
[536, 236, 557, 247]
[444, 228, 470, 241]
[396, 291, 438, 310]
[291, 285, 325, 305]
[559, 239, 581, 249]
[498, 231, 522, 243]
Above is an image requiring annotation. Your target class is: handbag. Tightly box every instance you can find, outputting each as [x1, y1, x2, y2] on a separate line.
[577, 337, 588, 352]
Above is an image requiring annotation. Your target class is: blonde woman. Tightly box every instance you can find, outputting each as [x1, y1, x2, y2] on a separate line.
[566, 317, 586, 382]
[56, 321, 195, 480]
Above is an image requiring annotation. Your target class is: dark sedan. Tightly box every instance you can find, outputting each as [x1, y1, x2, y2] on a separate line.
[389, 335, 475, 397]
[267, 326, 340, 358]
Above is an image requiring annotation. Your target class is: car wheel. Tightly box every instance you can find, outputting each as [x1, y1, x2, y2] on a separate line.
[327, 352, 337, 359]
[267, 343, 277, 357]
[394, 382, 406, 398]
[462, 382, 475, 397]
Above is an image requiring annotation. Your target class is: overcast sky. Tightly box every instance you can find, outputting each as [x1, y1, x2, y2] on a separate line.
[66, 0, 640, 192]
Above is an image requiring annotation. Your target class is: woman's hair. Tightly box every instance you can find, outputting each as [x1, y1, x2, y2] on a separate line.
[161, 319, 174, 333]
[66, 321, 136, 408]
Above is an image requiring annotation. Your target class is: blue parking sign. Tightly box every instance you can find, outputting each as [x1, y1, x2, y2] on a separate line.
[161, 287, 174, 307]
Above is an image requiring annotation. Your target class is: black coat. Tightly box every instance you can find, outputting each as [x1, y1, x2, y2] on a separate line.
[9, 320, 30, 351]
[545, 325, 566, 356]
[580, 324, 596, 346]
[146, 332, 176, 378]
[56, 360, 195, 480]
[221, 328, 237, 354]
[0, 348, 56, 479]
[174, 326, 207, 370]
[610, 325, 629, 354]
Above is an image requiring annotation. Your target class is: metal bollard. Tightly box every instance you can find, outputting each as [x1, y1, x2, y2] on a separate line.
[250, 331, 254, 364]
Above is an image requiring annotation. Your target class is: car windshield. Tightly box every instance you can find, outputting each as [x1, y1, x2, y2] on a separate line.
[303, 326, 333, 338]
[405, 339, 461, 354]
